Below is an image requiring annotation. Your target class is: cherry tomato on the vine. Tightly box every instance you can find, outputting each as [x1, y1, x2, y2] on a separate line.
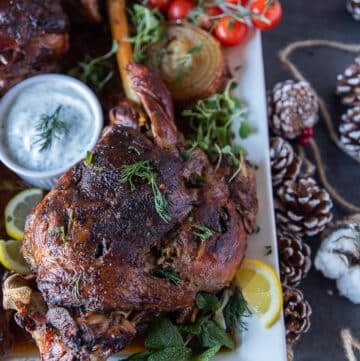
[224, 0, 250, 6]
[147, 0, 172, 12]
[167, 0, 196, 20]
[250, 0, 283, 30]
[214, 16, 248, 47]
[200, 5, 223, 29]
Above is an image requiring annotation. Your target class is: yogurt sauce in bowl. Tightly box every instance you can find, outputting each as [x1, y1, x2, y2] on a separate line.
[0, 74, 103, 188]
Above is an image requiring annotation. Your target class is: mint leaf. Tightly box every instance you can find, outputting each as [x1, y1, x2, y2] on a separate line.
[126, 351, 151, 360]
[224, 289, 249, 331]
[239, 121, 255, 139]
[200, 320, 235, 350]
[177, 316, 206, 335]
[148, 346, 192, 361]
[192, 345, 221, 361]
[196, 293, 220, 312]
[145, 318, 184, 350]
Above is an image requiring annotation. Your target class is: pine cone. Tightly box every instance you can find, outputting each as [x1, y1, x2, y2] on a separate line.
[278, 231, 311, 287]
[336, 56, 360, 106]
[347, 0, 360, 20]
[268, 80, 319, 139]
[283, 286, 312, 345]
[339, 106, 360, 161]
[270, 137, 302, 187]
[275, 177, 333, 237]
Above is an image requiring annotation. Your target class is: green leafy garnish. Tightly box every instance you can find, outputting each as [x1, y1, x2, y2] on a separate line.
[85, 151, 93, 165]
[196, 292, 221, 312]
[119, 160, 170, 223]
[239, 121, 255, 139]
[224, 288, 250, 331]
[192, 224, 215, 242]
[68, 40, 118, 94]
[33, 106, 69, 152]
[148, 347, 192, 361]
[129, 4, 166, 63]
[200, 319, 235, 350]
[154, 267, 181, 286]
[175, 43, 204, 83]
[50, 226, 67, 242]
[192, 345, 221, 361]
[182, 80, 250, 169]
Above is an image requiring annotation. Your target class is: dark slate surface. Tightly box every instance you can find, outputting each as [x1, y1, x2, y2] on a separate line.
[262, 1, 360, 360]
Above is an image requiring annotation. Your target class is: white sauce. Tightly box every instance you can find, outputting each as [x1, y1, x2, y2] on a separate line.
[3, 82, 94, 171]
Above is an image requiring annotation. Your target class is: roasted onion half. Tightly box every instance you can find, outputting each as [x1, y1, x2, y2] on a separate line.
[148, 23, 226, 103]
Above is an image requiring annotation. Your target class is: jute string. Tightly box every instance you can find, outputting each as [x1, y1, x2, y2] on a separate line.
[341, 329, 360, 361]
[279, 40, 360, 213]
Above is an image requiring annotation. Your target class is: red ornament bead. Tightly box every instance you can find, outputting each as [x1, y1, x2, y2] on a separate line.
[302, 127, 314, 137]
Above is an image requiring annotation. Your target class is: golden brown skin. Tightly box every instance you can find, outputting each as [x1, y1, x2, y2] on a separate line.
[19, 64, 258, 360]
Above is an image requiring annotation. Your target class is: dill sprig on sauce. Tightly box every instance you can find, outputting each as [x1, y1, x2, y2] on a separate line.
[119, 160, 171, 223]
[33, 106, 69, 152]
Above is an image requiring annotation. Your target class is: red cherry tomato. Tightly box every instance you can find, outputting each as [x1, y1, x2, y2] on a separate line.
[147, 0, 172, 12]
[200, 5, 223, 29]
[250, 0, 283, 30]
[214, 16, 248, 47]
[167, 0, 196, 20]
[224, 0, 250, 6]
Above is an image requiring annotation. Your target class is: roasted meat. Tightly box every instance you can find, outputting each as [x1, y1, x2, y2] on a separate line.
[0, 0, 69, 95]
[63, 0, 103, 22]
[4, 64, 258, 360]
[0, 267, 13, 357]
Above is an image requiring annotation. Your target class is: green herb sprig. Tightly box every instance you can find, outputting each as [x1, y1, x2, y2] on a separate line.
[154, 267, 182, 286]
[68, 41, 118, 94]
[193, 224, 215, 242]
[128, 4, 166, 63]
[50, 226, 67, 242]
[33, 106, 69, 152]
[182, 80, 251, 171]
[119, 160, 170, 222]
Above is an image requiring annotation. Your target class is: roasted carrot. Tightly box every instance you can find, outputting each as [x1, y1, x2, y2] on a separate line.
[107, 0, 139, 103]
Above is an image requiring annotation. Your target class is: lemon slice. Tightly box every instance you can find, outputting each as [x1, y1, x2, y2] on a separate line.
[5, 188, 43, 240]
[0, 239, 30, 274]
[236, 258, 283, 328]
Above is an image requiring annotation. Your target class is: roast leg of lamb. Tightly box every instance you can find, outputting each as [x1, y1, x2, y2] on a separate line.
[0, 0, 69, 95]
[0, 267, 13, 357]
[3, 64, 258, 360]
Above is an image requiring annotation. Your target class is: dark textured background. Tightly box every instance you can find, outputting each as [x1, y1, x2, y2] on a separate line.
[262, 1, 360, 360]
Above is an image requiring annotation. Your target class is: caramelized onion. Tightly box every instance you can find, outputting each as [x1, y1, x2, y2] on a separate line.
[149, 23, 226, 103]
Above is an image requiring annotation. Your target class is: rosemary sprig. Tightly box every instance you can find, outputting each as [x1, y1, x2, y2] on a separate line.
[193, 224, 215, 242]
[154, 266, 182, 286]
[119, 160, 171, 223]
[33, 106, 69, 152]
[68, 40, 118, 94]
[50, 226, 67, 242]
[128, 4, 166, 63]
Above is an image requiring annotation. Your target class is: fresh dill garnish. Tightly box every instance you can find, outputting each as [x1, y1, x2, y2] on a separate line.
[50, 226, 67, 242]
[85, 151, 93, 165]
[154, 267, 181, 286]
[119, 160, 170, 223]
[265, 245, 272, 256]
[68, 40, 118, 94]
[128, 4, 166, 63]
[223, 288, 250, 331]
[72, 275, 82, 301]
[182, 80, 249, 169]
[192, 224, 215, 242]
[33, 106, 69, 152]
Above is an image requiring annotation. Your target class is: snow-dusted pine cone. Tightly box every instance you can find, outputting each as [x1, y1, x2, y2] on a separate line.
[336, 56, 360, 106]
[347, 0, 360, 20]
[270, 137, 302, 187]
[268, 80, 319, 139]
[278, 231, 311, 287]
[283, 286, 312, 345]
[275, 177, 333, 237]
[339, 106, 360, 161]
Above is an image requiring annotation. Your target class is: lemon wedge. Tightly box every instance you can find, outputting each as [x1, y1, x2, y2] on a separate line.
[236, 258, 283, 328]
[5, 188, 43, 240]
[0, 239, 30, 274]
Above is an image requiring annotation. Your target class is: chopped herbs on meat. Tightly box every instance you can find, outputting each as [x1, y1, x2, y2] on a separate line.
[119, 160, 170, 223]
[85, 151, 93, 165]
[154, 267, 181, 286]
[50, 226, 67, 242]
[192, 224, 215, 242]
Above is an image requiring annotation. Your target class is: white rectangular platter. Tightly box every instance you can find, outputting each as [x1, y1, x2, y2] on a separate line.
[7, 29, 287, 361]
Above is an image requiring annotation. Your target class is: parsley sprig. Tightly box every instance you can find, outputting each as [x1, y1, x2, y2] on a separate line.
[119, 160, 170, 223]
[68, 40, 118, 94]
[182, 80, 252, 170]
[128, 4, 166, 63]
[33, 106, 69, 152]
[192, 224, 215, 242]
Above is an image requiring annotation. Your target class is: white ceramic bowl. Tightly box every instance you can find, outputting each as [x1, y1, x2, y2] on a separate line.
[0, 74, 103, 189]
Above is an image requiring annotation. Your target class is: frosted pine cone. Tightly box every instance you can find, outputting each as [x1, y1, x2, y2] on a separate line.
[275, 177, 333, 237]
[336, 56, 360, 106]
[347, 0, 360, 20]
[283, 286, 312, 345]
[278, 231, 311, 287]
[270, 137, 302, 187]
[339, 106, 360, 161]
[268, 80, 319, 139]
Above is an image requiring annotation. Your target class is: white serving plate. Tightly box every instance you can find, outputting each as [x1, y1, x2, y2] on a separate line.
[7, 29, 286, 361]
